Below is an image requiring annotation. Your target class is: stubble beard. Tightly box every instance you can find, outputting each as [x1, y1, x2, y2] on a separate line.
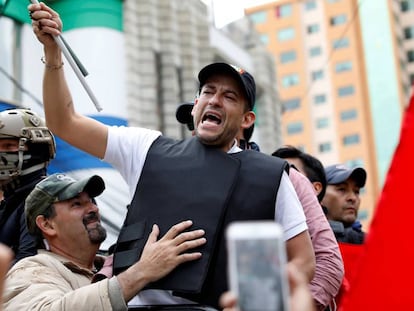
[196, 126, 238, 150]
[87, 223, 107, 244]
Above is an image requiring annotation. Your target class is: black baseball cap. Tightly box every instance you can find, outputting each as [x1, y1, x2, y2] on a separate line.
[198, 63, 256, 110]
[176, 102, 194, 131]
[325, 164, 367, 188]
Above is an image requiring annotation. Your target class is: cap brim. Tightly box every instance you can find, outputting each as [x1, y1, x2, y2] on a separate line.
[198, 63, 244, 91]
[58, 175, 105, 201]
[327, 167, 366, 187]
[349, 167, 367, 188]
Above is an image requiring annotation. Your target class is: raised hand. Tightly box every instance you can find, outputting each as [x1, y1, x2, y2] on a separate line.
[28, 2, 62, 48]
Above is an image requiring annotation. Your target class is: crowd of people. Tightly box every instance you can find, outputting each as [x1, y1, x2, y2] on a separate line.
[0, 2, 370, 310]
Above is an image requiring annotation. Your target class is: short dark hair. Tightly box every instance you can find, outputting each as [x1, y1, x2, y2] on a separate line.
[31, 204, 56, 248]
[243, 124, 255, 142]
[272, 145, 327, 202]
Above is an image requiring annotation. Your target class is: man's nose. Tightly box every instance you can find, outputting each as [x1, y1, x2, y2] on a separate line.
[208, 93, 221, 106]
[347, 191, 358, 202]
[87, 200, 99, 212]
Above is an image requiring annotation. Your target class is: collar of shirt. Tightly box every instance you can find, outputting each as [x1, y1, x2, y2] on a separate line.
[38, 249, 101, 278]
[228, 139, 242, 154]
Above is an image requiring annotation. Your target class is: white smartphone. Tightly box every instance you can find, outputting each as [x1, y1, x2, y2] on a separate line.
[226, 221, 289, 311]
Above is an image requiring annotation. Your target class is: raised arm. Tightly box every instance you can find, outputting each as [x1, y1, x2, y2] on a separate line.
[28, 3, 108, 159]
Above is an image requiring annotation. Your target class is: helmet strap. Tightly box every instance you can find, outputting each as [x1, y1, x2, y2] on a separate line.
[20, 162, 47, 176]
[17, 138, 27, 174]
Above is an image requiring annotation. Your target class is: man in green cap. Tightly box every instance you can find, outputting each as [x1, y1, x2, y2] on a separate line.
[3, 173, 206, 310]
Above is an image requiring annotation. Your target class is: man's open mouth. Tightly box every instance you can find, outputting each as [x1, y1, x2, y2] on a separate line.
[202, 112, 222, 125]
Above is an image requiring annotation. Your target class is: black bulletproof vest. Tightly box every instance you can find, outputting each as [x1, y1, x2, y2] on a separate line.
[112, 136, 287, 308]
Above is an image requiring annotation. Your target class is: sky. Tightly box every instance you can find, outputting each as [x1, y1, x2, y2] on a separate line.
[202, 0, 276, 28]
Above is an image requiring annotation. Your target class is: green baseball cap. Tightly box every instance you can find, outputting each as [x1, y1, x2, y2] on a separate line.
[25, 173, 105, 234]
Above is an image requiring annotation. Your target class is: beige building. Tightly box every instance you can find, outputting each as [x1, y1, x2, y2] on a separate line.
[244, 0, 401, 228]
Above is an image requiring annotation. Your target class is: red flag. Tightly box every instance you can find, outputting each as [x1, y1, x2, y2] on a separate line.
[338, 243, 364, 286]
[335, 243, 364, 308]
[340, 96, 414, 309]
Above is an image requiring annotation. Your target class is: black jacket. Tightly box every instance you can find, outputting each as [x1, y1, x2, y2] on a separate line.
[0, 169, 46, 264]
[329, 220, 365, 244]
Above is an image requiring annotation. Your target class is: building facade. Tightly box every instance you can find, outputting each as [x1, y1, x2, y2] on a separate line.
[245, 0, 410, 228]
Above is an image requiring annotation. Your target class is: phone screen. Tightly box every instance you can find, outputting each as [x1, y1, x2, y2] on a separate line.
[227, 222, 288, 311]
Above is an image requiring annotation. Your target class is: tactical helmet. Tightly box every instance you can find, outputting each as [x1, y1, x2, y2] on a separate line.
[0, 108, 56, 183]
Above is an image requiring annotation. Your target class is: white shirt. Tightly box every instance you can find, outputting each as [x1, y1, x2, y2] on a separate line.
[104, 125, 307, 305]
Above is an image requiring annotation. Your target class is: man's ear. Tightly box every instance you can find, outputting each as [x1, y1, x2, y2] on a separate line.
[242, 111, 256, 129]
[312, 181, 323, 196]
[192, 98, 198, 117]
[35, 215, 56, 237]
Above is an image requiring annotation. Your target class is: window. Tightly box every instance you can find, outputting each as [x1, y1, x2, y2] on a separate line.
[345, 158, 364, 168]
[297, 145, 306, 152]
[404, 83, 411, 96]
[278, 27, 295, 41]
[343, 134, 360, 145]
[410, 73, 414, 85]
[307, 24, 320, 34]
[401, 58, 406, 71]
[338, 85, 355, 97]
[275, 4, 292, 18]
[305, 1, 317, 10]
[316, 117, 329, 129]
[314, 94, 326, 104]
[260, 34, 269, 45]
[393, 11, 400, 24]
[397, 35, 403, 48]
[401, 0, 414, 12]
[309, 46, 321, 57]
[340, 109, 357, 121]
[318, 142, 332, 153]
[312, 70, 324, 81]
[330, 14, 347, 26]
[333, 37, 349, 49]
[404, 26, 414, 39]
[287, 121, 303, 135]
[280, 50, 297, 63]
[407, 50, 414, 62]
[335, 60, 352, 73]
[358, 209, 368, 220]
[282, 73, 299, 87]
[249, 11, 267, 23]
[282, 98, 300, 112]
